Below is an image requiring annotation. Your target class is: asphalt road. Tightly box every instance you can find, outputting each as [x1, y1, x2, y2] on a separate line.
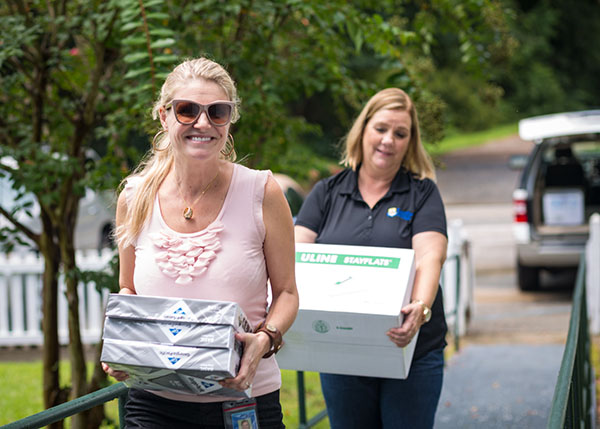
[433, 135, 573, 428]
[436, 135, 534, 205]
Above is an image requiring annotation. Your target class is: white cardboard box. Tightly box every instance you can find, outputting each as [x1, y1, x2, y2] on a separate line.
[276, 243, 417, 379]
[543, 188, 585, 225]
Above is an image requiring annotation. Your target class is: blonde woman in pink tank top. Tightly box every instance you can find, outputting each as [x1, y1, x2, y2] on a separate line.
[102, 57, 299, 429]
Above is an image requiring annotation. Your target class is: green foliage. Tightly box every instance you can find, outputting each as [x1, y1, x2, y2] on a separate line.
[410, 0, 517, 132]
[498, 0, 600, 117]
[129, 1, 423, 181]
[496, 0, 565, 116]
[429, 69, 506, 132]
[0, 1, 129, 229]
[78, 251, 121, 295]
[117, 0, 178, 116]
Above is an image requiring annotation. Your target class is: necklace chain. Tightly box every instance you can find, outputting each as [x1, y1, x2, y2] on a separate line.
[176, 171, 219, 220]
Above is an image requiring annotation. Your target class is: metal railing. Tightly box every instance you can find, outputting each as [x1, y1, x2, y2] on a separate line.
[443, 253, 462, 352]
[547, 256, 595, 428]
[2, 383, 129, 429]
[296, 371, 328, 429]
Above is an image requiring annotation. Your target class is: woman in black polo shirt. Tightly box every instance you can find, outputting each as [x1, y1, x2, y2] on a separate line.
[295, 88, 448, 429]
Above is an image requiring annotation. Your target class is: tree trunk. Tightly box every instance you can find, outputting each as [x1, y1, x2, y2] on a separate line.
[61, 222, 90, 429]
[40, 225, 68, 429]
[86, 341, 109, 429]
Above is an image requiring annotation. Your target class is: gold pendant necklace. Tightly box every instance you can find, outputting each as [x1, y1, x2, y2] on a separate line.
[176, 171, 219, 220]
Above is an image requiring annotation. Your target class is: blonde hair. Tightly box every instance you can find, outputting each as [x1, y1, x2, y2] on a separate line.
[340, 88, 435, 180]
[116, 57, 240, 247]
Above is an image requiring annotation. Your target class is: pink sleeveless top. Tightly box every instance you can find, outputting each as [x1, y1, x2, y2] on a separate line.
[125, 163, 281, 402]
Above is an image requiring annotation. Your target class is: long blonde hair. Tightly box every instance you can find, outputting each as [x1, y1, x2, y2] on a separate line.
[340, 88, 435, 180]
[116, 57, 240, 247]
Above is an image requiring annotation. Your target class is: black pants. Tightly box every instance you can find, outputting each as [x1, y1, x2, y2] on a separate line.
[125, 389, 285, 428]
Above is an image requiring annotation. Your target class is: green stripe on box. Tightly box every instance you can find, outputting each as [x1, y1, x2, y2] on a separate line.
[296, 252, 400, 269]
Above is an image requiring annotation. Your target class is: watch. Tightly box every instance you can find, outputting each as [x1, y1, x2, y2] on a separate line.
[254, 321, 283, 358]
[413, 299, 432, 323]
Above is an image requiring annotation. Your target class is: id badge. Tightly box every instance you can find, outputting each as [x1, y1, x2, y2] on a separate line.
[222, 398, 259, 429]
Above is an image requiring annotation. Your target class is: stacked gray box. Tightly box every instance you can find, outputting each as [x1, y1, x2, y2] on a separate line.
[101, 294, 252, 398]
[103, 317, 239, 348]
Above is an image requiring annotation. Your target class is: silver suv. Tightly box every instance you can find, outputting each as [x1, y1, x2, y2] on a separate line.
[512, 110, 600, 290]
[0, 156, 115, 252]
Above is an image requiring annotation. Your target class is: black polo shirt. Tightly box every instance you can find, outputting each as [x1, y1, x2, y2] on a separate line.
[295, 167, 448, 360]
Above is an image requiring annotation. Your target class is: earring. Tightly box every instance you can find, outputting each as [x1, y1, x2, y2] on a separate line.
[152, 129, 169, 152]
[220, 133, 235, 159]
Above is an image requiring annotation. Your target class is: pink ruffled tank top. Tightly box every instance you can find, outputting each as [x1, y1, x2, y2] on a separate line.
[125, 163, 281, 402]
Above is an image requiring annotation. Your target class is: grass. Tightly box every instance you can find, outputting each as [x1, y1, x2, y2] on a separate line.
[427, 122, 519, 156]
[0, 360, 121, 427]
[0, 360, 328, 428]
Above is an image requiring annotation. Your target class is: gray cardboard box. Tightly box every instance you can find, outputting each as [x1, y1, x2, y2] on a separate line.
[103, 317, 239, 349]
[101, 294, 252, 398]
[109, 364, 250, 398]
[101, 338, 250, 398]
[101, 338, 242, 376]
[104, 294, 252, 333]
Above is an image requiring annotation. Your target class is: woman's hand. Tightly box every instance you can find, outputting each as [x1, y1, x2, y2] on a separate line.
[386, 302, 424, 348]
[102, 362, 130, 382]
[219, 331, 271, 392]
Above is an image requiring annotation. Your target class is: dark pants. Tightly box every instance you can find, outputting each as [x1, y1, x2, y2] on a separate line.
[320, 348, 444, 429]
[125, 389, 284, 428]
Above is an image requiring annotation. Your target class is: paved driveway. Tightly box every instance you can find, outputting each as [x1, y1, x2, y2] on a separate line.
[433, 135, 572, 428]
[435, 343, 564, 428]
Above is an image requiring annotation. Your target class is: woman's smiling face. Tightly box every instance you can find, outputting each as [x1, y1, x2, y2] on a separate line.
[361, 108, 412, 174]
[160, 78, 231, 161]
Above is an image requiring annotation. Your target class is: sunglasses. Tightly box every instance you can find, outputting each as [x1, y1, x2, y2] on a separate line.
[165, 99, 235, 127]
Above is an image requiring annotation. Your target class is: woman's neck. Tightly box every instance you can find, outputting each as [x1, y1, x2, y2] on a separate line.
[357, 166, 397, 208]
[171, 158, 224, 198]
[358, 165, 396, 189]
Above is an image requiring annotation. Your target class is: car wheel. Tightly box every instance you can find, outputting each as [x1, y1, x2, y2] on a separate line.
[517, 261, 540, 291]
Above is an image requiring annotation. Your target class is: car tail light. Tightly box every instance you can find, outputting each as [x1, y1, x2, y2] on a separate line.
[513, 189, 528, 223]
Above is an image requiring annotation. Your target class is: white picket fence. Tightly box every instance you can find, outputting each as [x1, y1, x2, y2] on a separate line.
[0, 226, 474, 348]
[0, 250, 114, 346]
[443, 219, 475, 339]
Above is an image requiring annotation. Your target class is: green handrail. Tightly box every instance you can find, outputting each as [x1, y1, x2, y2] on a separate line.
[547, 255, 594, 428]
[297, 371, 327, 428]
[3, 382, 129, 429]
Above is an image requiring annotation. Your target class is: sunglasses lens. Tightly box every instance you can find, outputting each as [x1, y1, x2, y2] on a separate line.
[207, 103, 232, 125]
[174, 101, 200, 124]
